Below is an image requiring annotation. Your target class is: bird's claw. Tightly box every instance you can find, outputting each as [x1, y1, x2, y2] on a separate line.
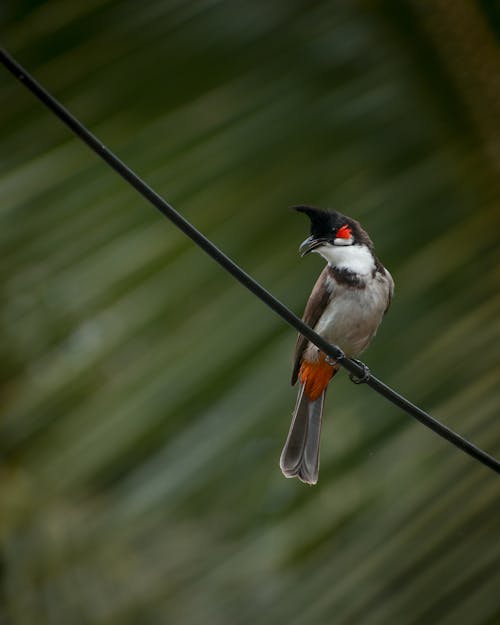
[349, 359, 371, 384]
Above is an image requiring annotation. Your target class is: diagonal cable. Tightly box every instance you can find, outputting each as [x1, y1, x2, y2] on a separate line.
[1, 47, 498, 475]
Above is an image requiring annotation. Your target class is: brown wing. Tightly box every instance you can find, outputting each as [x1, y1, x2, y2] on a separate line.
[384, 269, 395, 314]
[291, 266, 333, 385]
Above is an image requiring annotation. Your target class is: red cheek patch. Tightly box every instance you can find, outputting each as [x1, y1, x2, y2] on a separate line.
[336, 224, 352, 239]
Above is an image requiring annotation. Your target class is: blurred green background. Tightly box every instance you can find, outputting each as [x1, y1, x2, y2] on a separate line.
[1, 1, 500, 624]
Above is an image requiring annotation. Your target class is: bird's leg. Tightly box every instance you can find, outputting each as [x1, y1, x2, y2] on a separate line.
[348, 359, 371, 384]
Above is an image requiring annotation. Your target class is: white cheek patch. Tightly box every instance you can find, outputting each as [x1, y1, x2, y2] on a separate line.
[333, 237, 354, 246]
[317, 243, 375, 275]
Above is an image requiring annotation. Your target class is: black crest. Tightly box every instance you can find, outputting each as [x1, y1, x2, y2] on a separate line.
[293, 205, 374, 250]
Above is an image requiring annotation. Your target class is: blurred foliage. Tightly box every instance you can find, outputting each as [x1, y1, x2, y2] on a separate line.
[1, 2, 500, 624]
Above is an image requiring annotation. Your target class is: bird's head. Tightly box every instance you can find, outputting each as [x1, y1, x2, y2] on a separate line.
[294, 205, 375, 272]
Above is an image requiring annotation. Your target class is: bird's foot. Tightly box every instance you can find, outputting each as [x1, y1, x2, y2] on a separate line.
[349, 359, 371, 384]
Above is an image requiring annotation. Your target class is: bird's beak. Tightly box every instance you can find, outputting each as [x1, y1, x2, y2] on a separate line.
[299, 236, 329, 257]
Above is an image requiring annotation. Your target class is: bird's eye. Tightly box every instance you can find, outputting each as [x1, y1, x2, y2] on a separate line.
[335, 224, 352, 239]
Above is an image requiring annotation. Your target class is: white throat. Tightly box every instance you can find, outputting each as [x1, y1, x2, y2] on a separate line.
[316, 243, 375, 275]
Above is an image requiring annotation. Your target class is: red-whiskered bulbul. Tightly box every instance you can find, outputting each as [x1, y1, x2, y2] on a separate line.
[280, 206, 394, 485]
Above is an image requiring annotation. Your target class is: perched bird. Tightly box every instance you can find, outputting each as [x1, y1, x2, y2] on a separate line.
[280, 206, 394, 485]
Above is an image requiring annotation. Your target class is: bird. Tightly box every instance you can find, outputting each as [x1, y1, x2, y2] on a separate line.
[280, 206, 394, 485]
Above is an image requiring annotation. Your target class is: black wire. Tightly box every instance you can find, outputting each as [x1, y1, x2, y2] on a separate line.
[1, 47, 499, 476]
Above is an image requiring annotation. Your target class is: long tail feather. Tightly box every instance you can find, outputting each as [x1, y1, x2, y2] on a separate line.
[280, 382, 325, 485]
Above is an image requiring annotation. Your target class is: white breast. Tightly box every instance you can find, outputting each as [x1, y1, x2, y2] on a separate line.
[307, 269, 393, 359]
